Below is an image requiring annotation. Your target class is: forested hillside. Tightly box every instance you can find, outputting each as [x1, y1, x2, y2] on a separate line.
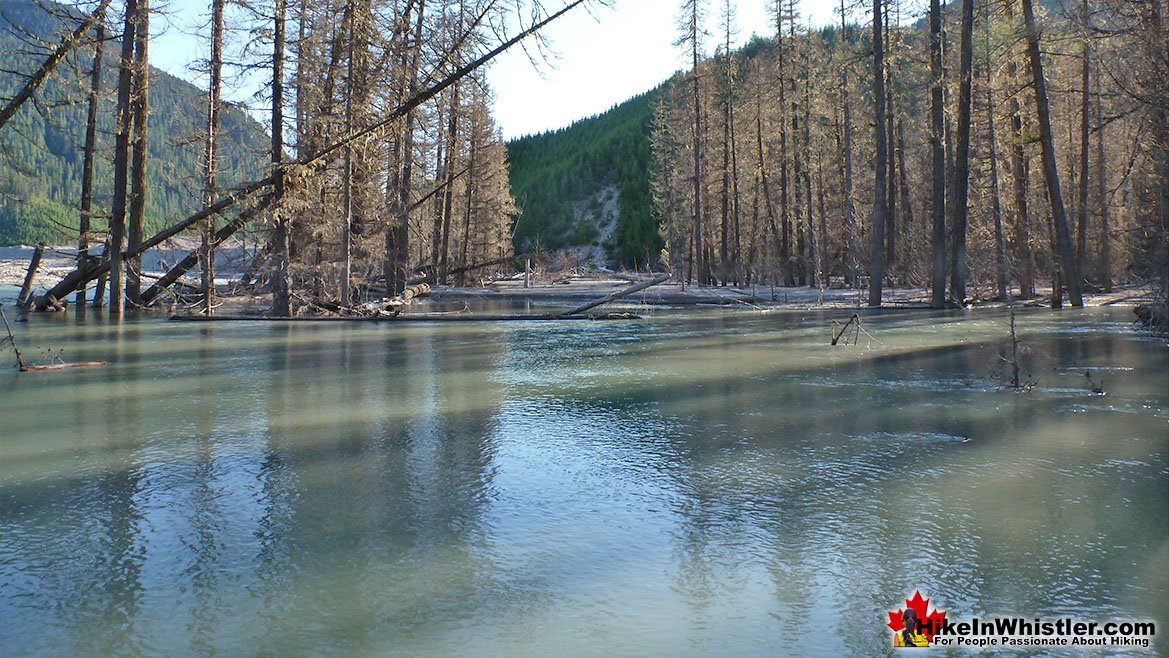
[0, 0, 267, 246]
[506, 89, 662, 268]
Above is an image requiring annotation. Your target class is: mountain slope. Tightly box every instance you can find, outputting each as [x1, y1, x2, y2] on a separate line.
[506, 88, 662, 268]
[0, 0, 268, 246]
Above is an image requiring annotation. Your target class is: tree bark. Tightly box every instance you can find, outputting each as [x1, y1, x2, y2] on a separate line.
[868, 0, 888, 306]
[108, 0, 139, 318]
[1021, 0, 1083, 306]
[949, 0, 974, 304]
[986, 63, 1008, 301]
[1096, 66, 1110, 292]
[840, 0, 856, 288]
[201, 0, 225, 315]
[1005, 1, 1033, 297]
[126, 0, 149, 306]
[387, 0, 423, 296]
[77, 20, 104, 308]
[1076, 0, 1090, 275]
[691, 4, 704, 286]
[929, 0, 946, 308]
[270, 0, 291, 316]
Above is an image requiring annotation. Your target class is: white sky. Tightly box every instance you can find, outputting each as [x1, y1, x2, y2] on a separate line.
[148, 0, 845, 141]
[486, 0, 841, 140]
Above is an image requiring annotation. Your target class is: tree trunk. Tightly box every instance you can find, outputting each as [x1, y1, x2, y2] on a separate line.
[386, 0, 420, 296]
[391, 0, 425, 296]
[949, 0, 974, 304]
[1096, 66, 1110, 292]
[691, 12, 704, 287]
[126, 0, 149, 306]
[840, 0, 856, 288]
[108, 0, 138, 318]
[202, 0, 224, 315]
[803, 71, 816, 288]
[1076, 0, 1090, 276]
[868, 0, 888, 307]
[720, 67, 729, 283]
[77, 20, 104, 308]
[929, 0, 945, 308]
[1021, 0, 1083, 306]
[1005, 1, 1033, 297]
[984, 2, 1008, 301]
[884, 6, 896, 279]
[439, 81, 460, 285]
[270, 0, 291, 316]
[986, 64, 1008, 301]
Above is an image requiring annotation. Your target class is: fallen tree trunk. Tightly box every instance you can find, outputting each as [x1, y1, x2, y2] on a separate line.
[38, 178, 272, 304]
[555, 273, 670, 317]
[140, 192, 277, 305]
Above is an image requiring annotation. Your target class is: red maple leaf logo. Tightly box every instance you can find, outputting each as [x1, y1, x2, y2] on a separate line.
[887, 590, 947, 641]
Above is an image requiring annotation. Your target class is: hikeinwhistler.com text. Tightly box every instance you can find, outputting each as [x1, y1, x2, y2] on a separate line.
[923, 617, 1155, 649]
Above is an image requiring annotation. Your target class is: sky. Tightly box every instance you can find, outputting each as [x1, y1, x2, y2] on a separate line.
[147, 0, 844, 141]
[485, 0, 840, 139]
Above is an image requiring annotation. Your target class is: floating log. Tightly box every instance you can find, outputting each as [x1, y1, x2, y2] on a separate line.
[555, 273, 670, 317]
[20, 361, 107, 372]
[16, 243, 44, 311]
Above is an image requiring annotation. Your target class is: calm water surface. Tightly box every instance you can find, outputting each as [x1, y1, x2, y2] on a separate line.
[1, 306, 1166, 656]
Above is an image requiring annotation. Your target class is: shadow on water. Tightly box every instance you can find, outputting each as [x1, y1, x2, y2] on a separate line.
[0, 307, 1165, 656]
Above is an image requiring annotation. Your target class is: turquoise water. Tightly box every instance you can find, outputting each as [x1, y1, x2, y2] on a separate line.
[1, 307, 1166, 656]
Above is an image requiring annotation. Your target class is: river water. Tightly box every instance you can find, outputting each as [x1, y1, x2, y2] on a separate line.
[1, 307, 1166, 656]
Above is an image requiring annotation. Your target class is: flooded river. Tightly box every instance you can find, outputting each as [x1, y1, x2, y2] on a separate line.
[1, 307, 1166, 656]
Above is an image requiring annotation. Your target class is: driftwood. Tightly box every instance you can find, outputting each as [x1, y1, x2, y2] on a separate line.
[16, 243, 44, 311]
[354, 283, 430, 317]
[555, 273, 670, 317]
[19, 361, 108, 372]
[1, 305, 106, 371]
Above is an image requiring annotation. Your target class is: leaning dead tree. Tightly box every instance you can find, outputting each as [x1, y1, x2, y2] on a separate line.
[0, 0, 114, 132]
[35, 0, 593, 310]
